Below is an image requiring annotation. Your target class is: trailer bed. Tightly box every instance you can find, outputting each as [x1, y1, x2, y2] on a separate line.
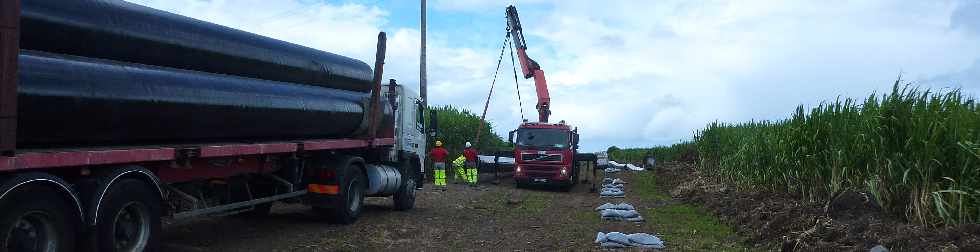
[0, 138, 395, 172]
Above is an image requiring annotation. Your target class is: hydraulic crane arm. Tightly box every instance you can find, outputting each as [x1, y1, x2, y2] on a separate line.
[506, 5, 551, 123]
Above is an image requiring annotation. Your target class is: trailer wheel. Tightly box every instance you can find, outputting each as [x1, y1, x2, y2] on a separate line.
[392, 177, 416, 211]
[0, 185, 78, 252]
[317, 165, 365, 224]
[91, 178, 161, 252]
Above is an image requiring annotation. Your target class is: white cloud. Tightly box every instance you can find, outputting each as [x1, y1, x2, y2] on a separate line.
[514, 0, 980, 150]
[124, 0, 980, 152]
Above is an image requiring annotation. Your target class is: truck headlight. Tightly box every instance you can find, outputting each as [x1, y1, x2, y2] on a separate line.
[560, 167, 568, 176]
[516, 166, 522, 173]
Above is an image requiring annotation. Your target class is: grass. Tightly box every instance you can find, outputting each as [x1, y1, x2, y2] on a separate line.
[632, 171, 672, 202]
[632, 172, 758, 251]
[696, 82, 980, 226]
[631, 81, 980, 226]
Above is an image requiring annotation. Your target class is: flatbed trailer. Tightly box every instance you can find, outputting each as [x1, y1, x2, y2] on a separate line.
[0, 2, 426, 251]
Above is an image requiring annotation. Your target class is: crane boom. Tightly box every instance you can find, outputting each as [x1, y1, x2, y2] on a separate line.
[506, 5, 551, 123]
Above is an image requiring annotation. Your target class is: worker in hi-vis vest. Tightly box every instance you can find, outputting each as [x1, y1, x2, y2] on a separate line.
[452, 154, 466, 184]
[463, 142, 479, 186]
[428, 140, 449, 190]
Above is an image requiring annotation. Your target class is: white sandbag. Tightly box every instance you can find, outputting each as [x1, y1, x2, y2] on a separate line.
[626, 164, 645, 171]
[599, 188, 626, 198]
[602, 183, 624, 189]
[605, 232, 630, 245]
[600, 209, 640, 219]
[595, 232, 607, 243]
[595, 203, 635, 211]
[595, 203, 616, 211]
[627, 233, 665, 248]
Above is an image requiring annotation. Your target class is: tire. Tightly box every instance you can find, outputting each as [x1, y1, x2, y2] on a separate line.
[319, 165, 365, 224]
[90, 178, 161, 252]
[392, 177, 416, 211]
[0, 184, 78, 252]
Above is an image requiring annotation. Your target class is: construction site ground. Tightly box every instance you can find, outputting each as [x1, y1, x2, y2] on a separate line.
[161, 168, 754, 251]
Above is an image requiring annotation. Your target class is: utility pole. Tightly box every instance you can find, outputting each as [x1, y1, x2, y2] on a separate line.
[419, 0, 430, 188]
[420, 0, 427, 110]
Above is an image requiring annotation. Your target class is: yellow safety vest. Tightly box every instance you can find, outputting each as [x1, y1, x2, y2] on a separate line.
[452, 155, 466, 168]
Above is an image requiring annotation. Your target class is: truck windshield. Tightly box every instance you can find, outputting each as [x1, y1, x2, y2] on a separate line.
[516, 128, 569, 149]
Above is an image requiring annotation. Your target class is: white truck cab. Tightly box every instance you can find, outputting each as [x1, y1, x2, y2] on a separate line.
[384, 83, 426, 167]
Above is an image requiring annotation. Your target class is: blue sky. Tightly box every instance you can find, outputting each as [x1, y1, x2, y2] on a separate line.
[128, 0, 980, 152]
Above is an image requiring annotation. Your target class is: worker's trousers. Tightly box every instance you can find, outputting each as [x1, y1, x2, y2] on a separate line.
[466, 167, 478, 184]
[454, 164, 466, 183]
[465, 161, 478, 185]
[433, 162, 447, 187]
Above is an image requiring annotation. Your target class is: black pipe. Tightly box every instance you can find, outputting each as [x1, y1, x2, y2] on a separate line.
[20, 0, 374, 93]
[17, 50, 370, 148]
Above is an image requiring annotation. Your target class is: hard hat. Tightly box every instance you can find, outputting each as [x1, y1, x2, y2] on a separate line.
[435, 140, 443, 147]
[465, 142, 472, 148]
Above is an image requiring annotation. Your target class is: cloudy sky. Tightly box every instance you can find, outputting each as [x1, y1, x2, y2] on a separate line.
[127, 0, 980, 152]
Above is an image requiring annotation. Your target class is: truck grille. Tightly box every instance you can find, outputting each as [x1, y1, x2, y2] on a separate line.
[521, 153, 562, 162]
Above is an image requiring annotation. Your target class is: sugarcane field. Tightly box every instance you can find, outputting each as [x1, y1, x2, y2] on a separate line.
[1, 0, 979, 252]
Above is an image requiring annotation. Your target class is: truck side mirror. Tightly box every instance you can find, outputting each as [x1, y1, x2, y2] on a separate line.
[428, 110, 438, 137]
[508, 130, 516, 144]
[572, 133, 579, 146]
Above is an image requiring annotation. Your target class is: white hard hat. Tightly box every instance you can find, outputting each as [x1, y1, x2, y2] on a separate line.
[465, 142, 472, 148]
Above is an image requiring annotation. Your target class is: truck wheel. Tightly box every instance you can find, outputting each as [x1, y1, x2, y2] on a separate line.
[318, 165, 365, 224]
[0, 184, 78, 252]
[392, 177, 416, 211]
[91, 178, 161, 252]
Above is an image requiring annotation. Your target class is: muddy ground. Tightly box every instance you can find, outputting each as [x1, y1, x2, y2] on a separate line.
[161, 169, 751, 251]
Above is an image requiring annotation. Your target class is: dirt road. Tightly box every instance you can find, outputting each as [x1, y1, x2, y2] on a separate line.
[161, 171, 751, 251]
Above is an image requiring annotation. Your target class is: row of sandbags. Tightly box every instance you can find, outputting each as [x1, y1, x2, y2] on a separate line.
[593, 171, 664, 249]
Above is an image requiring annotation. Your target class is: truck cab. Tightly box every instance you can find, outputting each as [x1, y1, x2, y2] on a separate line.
[381, 83, 426, 181]
[385, 83, 426, 161]
[509, 121, 580, 190]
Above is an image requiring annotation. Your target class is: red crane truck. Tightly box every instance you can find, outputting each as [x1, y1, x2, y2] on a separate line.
[0, 1, 426, 251]
[505, 5, 593, 191]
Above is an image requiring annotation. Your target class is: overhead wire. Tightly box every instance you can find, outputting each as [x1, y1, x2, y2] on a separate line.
[507, 30, 526, 121]
[474, 32, 512, 145]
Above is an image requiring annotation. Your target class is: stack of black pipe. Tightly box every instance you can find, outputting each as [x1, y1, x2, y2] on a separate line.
[16, 0, 377, 148]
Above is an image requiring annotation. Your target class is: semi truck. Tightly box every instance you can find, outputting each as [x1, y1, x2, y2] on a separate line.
[504, 5, 594, 191]
[0, 1, 424, 251]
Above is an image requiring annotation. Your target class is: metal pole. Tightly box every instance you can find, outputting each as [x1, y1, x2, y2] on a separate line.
[420, 0, 427, 109]
[420, 0, 429, 186]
